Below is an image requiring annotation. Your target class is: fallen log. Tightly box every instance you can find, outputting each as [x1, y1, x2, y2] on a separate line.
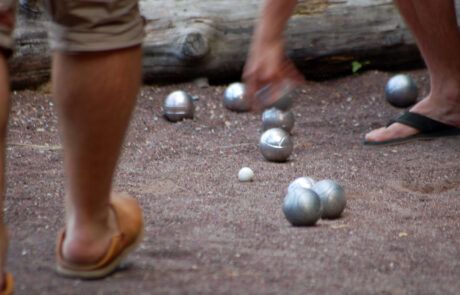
[9, 0, 460, 88]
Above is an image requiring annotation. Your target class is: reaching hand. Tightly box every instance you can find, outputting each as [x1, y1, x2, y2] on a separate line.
[243, 39, 304, 111]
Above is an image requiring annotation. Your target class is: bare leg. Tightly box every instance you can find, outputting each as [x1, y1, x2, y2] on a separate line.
[365, 0, 460, 142]
[0, 53, 10, 289]
[52, 46, 142, 264]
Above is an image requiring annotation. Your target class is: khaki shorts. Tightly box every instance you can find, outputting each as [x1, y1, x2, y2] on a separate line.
[0, 0, 144, 55]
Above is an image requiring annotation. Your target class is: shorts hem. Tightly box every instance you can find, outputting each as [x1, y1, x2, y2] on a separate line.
[49, 38, 143, 53]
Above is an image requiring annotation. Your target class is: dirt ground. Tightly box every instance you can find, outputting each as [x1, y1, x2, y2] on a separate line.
[5, 69, 460, 295]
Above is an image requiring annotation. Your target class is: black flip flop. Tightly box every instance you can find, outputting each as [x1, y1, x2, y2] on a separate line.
[363, 111, 460, 146]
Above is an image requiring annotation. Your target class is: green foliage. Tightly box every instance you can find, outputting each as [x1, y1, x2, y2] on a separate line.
[351, 60, 370, 74]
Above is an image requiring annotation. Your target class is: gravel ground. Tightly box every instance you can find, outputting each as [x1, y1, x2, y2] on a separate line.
[4, 69, 460, 295]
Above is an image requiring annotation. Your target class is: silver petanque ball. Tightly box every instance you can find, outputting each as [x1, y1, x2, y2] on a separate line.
[259, 128, 293, 162]
[287, 177, 316, 194]
[312, 179, 346, 219]
[223, 82, 251, 112]
[385, 74, 418, 108]
[262, 108, 295, 133]
[163, 90, 194, 122]
[282, 188, 322, 226]
[256, 82, 296, 111]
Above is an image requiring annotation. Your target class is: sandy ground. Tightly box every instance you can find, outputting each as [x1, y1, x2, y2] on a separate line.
[4, 69, 460, 294]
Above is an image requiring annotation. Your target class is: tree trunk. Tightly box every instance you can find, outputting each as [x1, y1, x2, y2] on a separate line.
[9, 0, 460, 88]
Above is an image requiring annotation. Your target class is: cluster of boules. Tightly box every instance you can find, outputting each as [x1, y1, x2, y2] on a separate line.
[258, 83, 297, 162]
[222, 81, 297, 163]
[283, 177, 346, 226]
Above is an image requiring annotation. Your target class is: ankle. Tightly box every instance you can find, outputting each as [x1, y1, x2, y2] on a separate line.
[62, 226, 114, 265]
[66, 205, 112, 233]
[429, 77, 460, 104]
[65, 211, 116, 245]
[62, 234, 109, 265]
[63, 210, 118, 264]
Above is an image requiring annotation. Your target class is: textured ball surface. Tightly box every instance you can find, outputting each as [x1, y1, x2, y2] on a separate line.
[238, 167, 254, 182]
[163, 90, 194, 122]
[259, 128, 293, 162]
[287, 177, 316, 194]
[262, 108, 295, 133]
[312, 179, 346, 219]
[223, 82, 251, 112]
[385, 74, 418, 108]
[282, 188, 322, 226]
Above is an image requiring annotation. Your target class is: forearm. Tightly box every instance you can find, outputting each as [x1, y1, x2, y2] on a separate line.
[253, 0, 298, 43]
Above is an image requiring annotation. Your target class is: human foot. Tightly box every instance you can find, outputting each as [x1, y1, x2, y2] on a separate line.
[57, 193, 144, 278]
[62, 200, 119, 266]
[365, 90, 460, 144]
[0, 273, 13, 295]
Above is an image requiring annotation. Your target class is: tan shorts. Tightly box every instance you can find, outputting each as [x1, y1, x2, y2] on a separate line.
[0, 0, 144, 55]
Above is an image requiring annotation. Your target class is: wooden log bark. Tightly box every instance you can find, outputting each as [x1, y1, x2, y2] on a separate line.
[9, 0, 460, 88]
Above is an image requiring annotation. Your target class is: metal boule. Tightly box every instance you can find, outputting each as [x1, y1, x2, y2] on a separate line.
[259, 128, 293, 162]
[163, 90, 194, 122]
[223, 82, 251, 112]
[256, 82, 296, 111]
[287, 177, 316, 194]
[282, 188, 322, 226]
[385, 74, 418, 108]
[262, 108, 295, 133]
[312, 179, 346, 219]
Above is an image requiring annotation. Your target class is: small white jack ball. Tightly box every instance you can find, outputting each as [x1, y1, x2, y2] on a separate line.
[238, 167, 254, 182]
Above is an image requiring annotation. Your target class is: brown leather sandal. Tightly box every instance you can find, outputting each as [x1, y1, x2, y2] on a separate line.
[56, 194, 144, 279]
[0, 273, 14, 295]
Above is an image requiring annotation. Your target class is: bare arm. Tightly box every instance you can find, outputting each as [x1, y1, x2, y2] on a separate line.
[253, 0, 298, 44]
[244, 0, 304, 110]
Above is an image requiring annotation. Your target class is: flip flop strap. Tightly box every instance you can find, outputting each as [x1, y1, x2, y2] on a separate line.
[387, 111, 457, 133]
